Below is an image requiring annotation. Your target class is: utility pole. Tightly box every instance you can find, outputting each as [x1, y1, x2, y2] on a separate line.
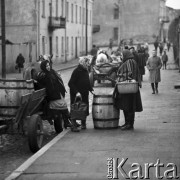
[118, 0, 123, 49]
[85, 0, 88, 55]
[1, 0, 6, 78]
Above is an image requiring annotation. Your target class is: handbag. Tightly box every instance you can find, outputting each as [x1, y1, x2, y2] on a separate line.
[116, 63, 138, 94]
[70, 96, 88, 121]
[116, 80, 139, 94]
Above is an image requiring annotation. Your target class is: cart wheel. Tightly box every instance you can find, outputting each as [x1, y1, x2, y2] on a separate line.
[28, 114, 44, 153]
[54, 115, 63, 134]
[110, 72, 116, 87]
[89, 72, 94, 87]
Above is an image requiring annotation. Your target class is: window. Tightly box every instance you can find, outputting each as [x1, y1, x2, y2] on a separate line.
[79, 7, 81, 24]
[66, 2, 69, 21]
[56, 0, 58, 17]
[42, 36, 46, 54]
[42, 0, 45, 18]
[56, 36, 59, 56]
[114, 8, 119, 19]
[61, 37, 64, 55]
[71, 4, 74, 23]
[61, 0, 64, 16]
[113, 27, 118, 40]
[76, 5, 78, 24]
[71, 37, 73, 55]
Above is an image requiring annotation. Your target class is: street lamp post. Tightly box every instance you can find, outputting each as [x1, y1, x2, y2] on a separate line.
[1, 0, 6, 78]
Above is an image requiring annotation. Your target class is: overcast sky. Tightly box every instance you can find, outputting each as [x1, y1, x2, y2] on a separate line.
[166, 0, 180, 9]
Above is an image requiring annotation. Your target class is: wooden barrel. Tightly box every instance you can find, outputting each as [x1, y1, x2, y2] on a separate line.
[92, 95, 119, 129]
[0, 79, 34, 118]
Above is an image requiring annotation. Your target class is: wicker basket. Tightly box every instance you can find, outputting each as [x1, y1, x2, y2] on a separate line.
[116, 81, 139, 94]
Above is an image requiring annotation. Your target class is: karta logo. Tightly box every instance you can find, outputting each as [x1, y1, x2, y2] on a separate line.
[107, 158, 179, 179]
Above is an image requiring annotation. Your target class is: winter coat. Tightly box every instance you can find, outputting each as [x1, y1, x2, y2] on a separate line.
[114, 50, 143, 112]
[146, 56, 162, 83]
[138, 52, 146, 75]
[68, 65, 93, 115]
[16, 54, 25, 68]
[162, 54, 168, 62]
[37, 69, 66, 102]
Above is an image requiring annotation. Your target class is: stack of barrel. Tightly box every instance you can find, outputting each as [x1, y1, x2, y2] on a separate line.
[92, 87, 119, 129]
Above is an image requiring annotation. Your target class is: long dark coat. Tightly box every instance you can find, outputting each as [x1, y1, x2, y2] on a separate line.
[68, 65, 93, 115]
[114, 50, 143, 112]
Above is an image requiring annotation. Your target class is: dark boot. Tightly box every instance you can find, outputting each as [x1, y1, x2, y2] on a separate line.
[121, 112, 134, 130]
[120, 111, 129, 128]
[155, 83, 158, 94]
[81, 120, 87, 130]
[70, 119, 80, 132]
[151, 83, 155, 94]
[61, 109, 72, 129]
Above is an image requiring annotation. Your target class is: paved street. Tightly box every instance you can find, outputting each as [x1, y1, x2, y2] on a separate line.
[4, 45, 180, 180]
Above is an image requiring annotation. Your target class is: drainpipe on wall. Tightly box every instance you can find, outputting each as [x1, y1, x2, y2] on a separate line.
[85, 0, 88, 55]
[65, 0, 67, 62]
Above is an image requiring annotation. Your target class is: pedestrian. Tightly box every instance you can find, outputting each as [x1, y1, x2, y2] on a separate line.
[162, 50, 168, 70]
[113, 49, 143, 130]
[154, 40, 159, 51]
[16, 53, 25, 73]
[90, 45, 98, 66]
[144, 42, 149, 53]
[91, 44, 98, 56]
[108, 39, 113, 51]
[167, 41, 171, 52]
[137, 47, 146, 81]
[36, 60, 72, 133]
[159, 42, 164, 56]
[129, 46, 139, 66]
[146, 50, 162, 94]
[68, 57, 94, 132]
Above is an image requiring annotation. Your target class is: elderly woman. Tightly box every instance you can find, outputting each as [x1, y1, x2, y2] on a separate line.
[68, 57, 94, 132]
[36, 60, 72, 133]
[114, 49, 143, 130]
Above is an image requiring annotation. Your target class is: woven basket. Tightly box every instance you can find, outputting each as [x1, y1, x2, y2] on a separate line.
[117, 81, 139, 94]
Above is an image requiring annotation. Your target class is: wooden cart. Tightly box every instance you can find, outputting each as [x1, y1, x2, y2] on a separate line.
[0, 79, 61, 153]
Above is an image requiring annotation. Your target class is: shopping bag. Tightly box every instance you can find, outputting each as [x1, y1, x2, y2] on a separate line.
[71, 96, 88, 121]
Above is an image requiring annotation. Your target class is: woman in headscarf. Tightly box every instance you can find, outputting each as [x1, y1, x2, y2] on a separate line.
[68, 57, 94, 132]
[114, 49, 143, 130]
[36, 60, 71, 133]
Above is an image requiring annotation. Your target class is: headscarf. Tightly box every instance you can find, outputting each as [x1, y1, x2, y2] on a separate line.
[40, 60, 49, 73]
[79, 56, 89, 69]
[122, 49, 134, 62]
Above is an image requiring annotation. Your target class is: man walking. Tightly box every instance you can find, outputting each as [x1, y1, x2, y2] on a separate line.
[16, 53, 25, 73]
[146, 50, 162, 94]
[162, 50, 168, 70]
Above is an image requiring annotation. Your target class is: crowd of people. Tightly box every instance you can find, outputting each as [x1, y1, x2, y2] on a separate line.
[22, 39, 169, 133]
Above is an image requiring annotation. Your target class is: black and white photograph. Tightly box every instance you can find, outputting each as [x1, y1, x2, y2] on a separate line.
[0, 0, 180, 179]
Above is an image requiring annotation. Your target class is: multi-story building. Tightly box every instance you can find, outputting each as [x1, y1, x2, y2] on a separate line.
[92, 0, 170, 47]
[0, 0, 93, 73]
